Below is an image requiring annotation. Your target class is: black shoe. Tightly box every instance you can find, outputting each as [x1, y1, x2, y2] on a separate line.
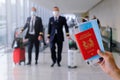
[44, 43, 47, 46]
[57, 63, 61, 67]
[26, 62, 31, 65]
[51, 63, 55, 67]
[35, 61, 38, 65]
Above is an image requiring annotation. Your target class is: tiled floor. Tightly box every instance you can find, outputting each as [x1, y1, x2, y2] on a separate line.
[0, 47, 120, 80]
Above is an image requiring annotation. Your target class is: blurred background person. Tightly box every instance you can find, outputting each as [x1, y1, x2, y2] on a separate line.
[92, 15, 101, 28]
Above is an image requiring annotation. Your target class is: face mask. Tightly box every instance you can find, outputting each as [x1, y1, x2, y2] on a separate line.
[53, 11, 59, 17]
[31, 11, 36, 16]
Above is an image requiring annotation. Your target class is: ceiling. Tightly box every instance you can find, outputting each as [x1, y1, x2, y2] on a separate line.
[32, 0, 103, 14]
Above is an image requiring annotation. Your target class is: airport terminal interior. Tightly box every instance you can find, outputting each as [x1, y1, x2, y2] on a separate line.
[0, 0, 120, 80]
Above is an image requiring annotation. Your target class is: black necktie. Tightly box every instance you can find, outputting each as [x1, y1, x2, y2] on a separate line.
[31, 19, 34, 32]
[55, 17, 57, 21]
[55, 17, 58, 34]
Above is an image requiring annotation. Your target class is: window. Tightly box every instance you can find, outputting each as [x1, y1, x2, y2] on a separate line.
[0, 0, 52, 52]
[0, 0, 7, 47]
[10, 0, 17, 43]
[16, 0, 24, 27]
[11, 0, 17, 27]
[24, 0, 30, 20]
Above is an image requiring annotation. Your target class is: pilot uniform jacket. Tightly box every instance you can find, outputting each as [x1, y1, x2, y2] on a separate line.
[48, 16, 69, 42]
[22, 16, 43, 39]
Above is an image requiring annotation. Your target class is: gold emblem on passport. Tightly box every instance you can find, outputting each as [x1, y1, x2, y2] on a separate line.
[82, 38, 94, 50]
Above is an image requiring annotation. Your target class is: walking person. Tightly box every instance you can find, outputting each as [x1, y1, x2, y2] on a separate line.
[47, 6, 71, 67]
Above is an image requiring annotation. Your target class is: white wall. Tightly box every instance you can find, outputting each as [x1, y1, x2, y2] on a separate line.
[89, 0, 120, 42]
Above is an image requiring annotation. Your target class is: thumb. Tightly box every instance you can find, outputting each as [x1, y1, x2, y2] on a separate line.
[97, 50, 104, 57]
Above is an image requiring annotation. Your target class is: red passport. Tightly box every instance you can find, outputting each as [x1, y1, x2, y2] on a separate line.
[75, 28, 100, 60]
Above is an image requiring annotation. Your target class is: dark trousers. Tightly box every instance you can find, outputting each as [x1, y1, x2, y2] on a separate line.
[50, 35, 63, 64]
[28, 35, 40, 63]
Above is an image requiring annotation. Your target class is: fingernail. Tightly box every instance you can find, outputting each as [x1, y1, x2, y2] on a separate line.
[99, 57, 103, 62]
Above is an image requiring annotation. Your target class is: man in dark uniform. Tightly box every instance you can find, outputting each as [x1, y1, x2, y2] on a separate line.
[21, 7, 43, 65]
[48, 6, 71, 67]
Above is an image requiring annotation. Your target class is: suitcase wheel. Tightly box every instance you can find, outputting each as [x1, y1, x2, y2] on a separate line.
[19, 60, 25, 65]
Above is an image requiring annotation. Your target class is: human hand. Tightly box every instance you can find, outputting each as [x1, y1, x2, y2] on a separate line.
[97, 50, 120, 80]
[18, 30, 22, 35]
[67, 36, 71, 40]
[46, 38, 50, 43]
[15, 30, 22, 37]
[38, 36, 42, 40]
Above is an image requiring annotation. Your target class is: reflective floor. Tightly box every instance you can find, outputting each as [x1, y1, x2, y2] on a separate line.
[0, 47, 120, 80]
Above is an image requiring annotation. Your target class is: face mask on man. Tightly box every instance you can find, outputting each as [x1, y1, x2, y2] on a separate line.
[53, 11, 59, 17]
[31, 11, 36, 16]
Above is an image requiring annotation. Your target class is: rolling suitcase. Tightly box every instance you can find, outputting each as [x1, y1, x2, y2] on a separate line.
[68, 39, 78, 68]
[12, 27, 26, 65]
[13, 48, 25, 65]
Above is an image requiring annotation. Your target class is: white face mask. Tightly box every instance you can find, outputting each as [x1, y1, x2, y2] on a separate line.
[53, 11, 59, 17]
[31, 11, 36, 16]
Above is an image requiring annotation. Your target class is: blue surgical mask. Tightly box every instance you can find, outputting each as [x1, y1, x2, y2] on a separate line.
[31, 11, 36, 16]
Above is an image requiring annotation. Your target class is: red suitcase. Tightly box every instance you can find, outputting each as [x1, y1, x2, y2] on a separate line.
[13, 48, 25, 65]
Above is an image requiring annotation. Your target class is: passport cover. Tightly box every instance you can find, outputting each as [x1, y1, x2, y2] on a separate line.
[75, 28, 100, 60]
[75, 20, 104, 62]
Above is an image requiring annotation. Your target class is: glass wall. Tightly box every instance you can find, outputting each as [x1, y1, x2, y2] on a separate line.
[11, 0, 17, 27]
[0, 0, 52, 53]
[10, 0, 17, 46]
[24, 0, 30, 21]
[0, 0, 7, 48]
